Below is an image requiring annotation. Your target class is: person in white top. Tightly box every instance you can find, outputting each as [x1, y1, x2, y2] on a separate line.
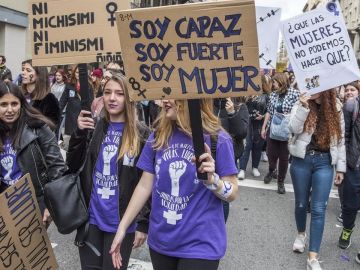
[288, 90, 345, 270]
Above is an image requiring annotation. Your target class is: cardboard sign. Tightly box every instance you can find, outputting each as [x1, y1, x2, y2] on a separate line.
[256, 6, 281, 69]
[281, 1, 360, 94]
[29, 0, 130, 66]
[116, 0, 261, 101]
[0, 174, 58, 270]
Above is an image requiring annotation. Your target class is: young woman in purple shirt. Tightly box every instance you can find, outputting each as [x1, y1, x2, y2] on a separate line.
[110, 99, 239, 270]
[67, 72, 149, 270]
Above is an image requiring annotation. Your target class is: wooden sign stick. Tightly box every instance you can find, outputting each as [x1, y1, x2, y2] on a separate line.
[78, 63, 91, 111]
[188, 99, 207, 181]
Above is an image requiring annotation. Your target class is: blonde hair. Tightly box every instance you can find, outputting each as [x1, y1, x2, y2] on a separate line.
[153, 99, 222, 150]
[103, 73, 141, 159]
[272, 73, 290, 95]
[261, 75, 272, 94]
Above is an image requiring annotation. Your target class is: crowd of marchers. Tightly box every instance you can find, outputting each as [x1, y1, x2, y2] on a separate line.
[0, 55, 360, 270]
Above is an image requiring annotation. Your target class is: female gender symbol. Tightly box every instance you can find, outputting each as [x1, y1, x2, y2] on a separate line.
[326, 1, 339, 16]
[106, 2, 118, 26]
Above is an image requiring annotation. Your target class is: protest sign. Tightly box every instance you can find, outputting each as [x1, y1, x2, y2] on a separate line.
[29, 0, 130, 66]
[0, 174, 58, 270]
[281, 1, 360, 94]
[116, 0, 261, 101]
[256, 6, 281, 69]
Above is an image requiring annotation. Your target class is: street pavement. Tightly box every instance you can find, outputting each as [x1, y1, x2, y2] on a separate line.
[48, 158, 360, 270]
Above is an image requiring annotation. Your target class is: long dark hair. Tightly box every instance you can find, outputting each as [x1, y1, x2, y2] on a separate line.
[21, 59, 50, 100]
[0, 81, 54, 151]
[304, 89, 341, 149]
[69, 65, 78, 87]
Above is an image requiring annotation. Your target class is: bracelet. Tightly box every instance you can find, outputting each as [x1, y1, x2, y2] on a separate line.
[204, 173, 220, 191]
[216, 181, 233, 199]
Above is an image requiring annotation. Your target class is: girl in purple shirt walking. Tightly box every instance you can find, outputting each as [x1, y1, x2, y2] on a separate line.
[110, 99, 239, 270]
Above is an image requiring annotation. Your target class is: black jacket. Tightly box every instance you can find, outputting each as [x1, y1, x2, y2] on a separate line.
[0, 65, 12, 81]
[32, 93, 61, 128]
[214, 100, 249, 158]
[344, 97, 360, 169]
[67, 118, 150, 233]
[60, 84, 94, 135]
[15, 121, 66, 197]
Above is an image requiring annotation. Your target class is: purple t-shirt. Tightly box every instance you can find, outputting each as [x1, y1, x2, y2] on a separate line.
[0, 139, 22, 186]
[137, 128, 237, 259]
[89, 122, 136, 233]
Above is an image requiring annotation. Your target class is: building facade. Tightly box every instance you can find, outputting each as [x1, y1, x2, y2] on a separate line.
[276, 39, 289, 71]
[0, 0, 29, 77]
[302, 0, 329, 12]
[339, 0, 360, 61]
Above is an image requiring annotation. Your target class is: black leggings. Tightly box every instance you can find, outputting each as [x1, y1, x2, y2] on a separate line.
[79, 224, 134, 270]
[149, 248, 219, 270]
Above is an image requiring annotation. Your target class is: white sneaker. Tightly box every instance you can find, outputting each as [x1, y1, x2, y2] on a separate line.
[293, 233, 306, 253]
[307, 258, 322, 270]
[252, 168, 260, 177]
[261, 151, 268, 162]
[238, 170, 245, 180]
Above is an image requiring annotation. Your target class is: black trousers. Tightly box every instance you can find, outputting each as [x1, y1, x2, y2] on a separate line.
[79, 224, 135, 270]
[149, 248, 219, 270]
[342, 167, 360, 230]
[266, 135, 289, 183]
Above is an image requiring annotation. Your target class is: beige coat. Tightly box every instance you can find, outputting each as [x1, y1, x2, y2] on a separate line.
[288, 101, 346, 173]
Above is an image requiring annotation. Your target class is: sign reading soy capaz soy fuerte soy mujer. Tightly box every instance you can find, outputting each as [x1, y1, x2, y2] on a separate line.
[116, 0, 261, 101]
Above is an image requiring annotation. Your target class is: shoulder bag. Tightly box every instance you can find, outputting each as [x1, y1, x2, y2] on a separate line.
[269, 95, 290, 141]
[44, 170, 88, 234]
[32, 135, 88, 235]
[269, 112, 290, 141]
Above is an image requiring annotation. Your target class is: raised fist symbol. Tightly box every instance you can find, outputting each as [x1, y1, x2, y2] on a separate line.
[168, 160, 187, 196]
[103, 145, 117, 175]
[169, 160, 187, 181]
[1, 156, 13, 180]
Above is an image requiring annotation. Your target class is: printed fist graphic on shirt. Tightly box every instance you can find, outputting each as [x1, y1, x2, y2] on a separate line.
[1, 156, 13, 180]
[169, 160, 187, 196]
[103, 145, 117, 175]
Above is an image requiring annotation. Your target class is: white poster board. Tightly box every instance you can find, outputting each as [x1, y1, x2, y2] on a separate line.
[281, 1, 360, 94]
[256, 6, 281, 69]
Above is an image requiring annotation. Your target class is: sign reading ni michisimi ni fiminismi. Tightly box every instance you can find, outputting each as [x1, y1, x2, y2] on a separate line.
[281, 1, 360, 95]
[29, 0, 130, 66]
[116, 0, 261, 101]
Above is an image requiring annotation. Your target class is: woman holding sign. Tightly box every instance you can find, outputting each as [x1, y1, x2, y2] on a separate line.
[0, 81, 66, 227]
[110, 99, 238, 270]
[67, 72, 149, 270]
[289, 90, 345, 270]
[261, 73, 300, 194]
